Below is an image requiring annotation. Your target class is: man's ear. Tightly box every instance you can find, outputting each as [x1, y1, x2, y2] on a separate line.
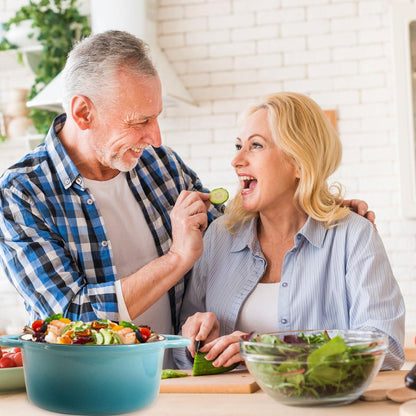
[71, 95, 94, 130]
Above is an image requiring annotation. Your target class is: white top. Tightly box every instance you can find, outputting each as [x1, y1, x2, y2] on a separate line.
[236, 282, 280, 334]
[84, 173, 173, 365]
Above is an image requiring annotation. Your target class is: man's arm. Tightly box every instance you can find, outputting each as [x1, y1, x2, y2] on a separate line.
[0, 187, 119, 322]
[120, 190, 211, 320]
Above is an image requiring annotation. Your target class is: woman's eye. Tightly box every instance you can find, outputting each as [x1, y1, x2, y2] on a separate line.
[252, 142, 263, 149]
[235, 144, 242, 151]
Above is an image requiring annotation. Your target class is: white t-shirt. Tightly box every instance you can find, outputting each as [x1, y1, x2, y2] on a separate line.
[236, 283, 280, 334]
[84, 173, 173, 365]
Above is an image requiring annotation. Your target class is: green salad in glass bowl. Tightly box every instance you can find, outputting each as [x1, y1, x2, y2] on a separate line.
[239, 329, 388, 406]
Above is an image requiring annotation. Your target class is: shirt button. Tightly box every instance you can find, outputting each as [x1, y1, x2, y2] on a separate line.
[281, 318, 288, 324]
[76, 177, 82, 185]
[296, 235, 301, 240]
[65, 179, 70, 185]
[282, 282, 288, 287]
[101, 241, 108, 247]
[87, 199, 93, 205]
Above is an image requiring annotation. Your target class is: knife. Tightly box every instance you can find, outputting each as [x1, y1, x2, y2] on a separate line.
[194, 339, 203, 355]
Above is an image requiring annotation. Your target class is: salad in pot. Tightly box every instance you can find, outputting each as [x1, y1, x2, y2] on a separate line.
[23, 313, 159, 345]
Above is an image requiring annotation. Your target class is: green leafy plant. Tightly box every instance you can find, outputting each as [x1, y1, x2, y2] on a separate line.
[0, 0, 90, 134]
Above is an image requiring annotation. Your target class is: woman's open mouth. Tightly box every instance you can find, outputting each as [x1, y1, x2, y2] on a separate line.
[240, 175, 257, 194]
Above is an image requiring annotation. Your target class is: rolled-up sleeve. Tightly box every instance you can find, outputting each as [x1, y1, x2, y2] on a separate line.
[0, 186, 119, 323]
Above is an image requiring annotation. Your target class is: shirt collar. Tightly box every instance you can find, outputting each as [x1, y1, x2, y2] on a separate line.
[229, 215, 327, 253]
[230, 217, 262, 255]
[45, 114, 84, 190]
[296, 216, 327, 248]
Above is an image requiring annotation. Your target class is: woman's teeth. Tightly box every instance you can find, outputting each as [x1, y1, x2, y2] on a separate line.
[240, 175, 256, 190]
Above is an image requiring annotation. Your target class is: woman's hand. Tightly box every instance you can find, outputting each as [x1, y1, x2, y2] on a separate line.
[199, 331, 247, 368]
[181, 312, 220, 357]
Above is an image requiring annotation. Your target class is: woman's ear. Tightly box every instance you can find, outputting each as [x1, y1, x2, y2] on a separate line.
[295, 164, 301, 179]
[71, 95, 94, 130]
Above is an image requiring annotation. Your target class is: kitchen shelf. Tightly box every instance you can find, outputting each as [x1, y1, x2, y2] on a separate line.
[3, 45, 43, 73]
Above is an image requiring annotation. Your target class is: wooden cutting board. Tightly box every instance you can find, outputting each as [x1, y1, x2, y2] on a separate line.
[159, 369, 259, 393]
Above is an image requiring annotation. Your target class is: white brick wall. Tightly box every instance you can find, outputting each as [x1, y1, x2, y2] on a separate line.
[0, 0, 415, 345]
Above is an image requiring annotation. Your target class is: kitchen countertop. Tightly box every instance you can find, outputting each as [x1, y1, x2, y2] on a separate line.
[0, 370, 412, 416]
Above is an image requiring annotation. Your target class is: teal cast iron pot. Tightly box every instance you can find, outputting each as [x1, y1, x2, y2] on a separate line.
[0, 334, 189, 415]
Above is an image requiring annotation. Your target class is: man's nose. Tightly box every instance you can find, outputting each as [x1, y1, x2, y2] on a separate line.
[146, 119, 162, 148]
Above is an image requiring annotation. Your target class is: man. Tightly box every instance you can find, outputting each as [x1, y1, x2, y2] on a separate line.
[0, 31, 372, 337]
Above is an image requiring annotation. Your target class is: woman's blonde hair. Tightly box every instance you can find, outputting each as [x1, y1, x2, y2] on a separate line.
[225, 92, 350, 231]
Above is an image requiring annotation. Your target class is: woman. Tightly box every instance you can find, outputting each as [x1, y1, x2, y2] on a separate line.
[174, 92, 405, 371]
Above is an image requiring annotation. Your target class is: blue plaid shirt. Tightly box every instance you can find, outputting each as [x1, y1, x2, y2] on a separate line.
[0, 114, 222, 331]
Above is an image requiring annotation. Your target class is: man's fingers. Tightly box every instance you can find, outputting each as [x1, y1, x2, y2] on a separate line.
[365, 210, 376, 225]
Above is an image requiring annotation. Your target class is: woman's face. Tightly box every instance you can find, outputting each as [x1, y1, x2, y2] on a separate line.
[231, 108, 299, 214]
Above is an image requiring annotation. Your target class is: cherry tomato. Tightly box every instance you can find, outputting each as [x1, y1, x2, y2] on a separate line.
[11, 352, 23, 367]
[32, 320, 44, 332]
[0, 356, 16, 368]
[139, 327, 152, 342]
[0, 347, 2, 359]
[11, 347, 21, 353]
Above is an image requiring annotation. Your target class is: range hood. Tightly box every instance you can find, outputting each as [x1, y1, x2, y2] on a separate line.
[27, 0, 195, 112]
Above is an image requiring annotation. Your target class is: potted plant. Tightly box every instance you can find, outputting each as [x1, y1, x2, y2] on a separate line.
[0, 0, 90, 135]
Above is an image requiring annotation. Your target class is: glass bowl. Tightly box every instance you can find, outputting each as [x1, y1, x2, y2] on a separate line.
[240, 329, 388, 406]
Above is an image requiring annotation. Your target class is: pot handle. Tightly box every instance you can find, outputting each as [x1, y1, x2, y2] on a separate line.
[163, 335, 190, 349]
[0, 334, 23, 348]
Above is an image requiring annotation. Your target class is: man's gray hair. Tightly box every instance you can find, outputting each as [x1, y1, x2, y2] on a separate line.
[61, 30, 158, 113]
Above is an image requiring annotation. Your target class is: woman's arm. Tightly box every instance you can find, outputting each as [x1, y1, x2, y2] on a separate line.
[345, 218, 405, 370]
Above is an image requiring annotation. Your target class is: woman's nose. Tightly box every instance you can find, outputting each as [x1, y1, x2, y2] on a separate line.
[231, 150, 246, 168]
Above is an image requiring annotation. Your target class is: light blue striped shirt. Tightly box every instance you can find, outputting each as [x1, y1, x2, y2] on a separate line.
[176, 212, 405, 370]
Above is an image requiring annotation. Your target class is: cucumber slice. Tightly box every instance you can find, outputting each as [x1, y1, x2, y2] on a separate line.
[161, 369, 188, 379]
[94, 331, 104, 345]
[209, 188, 229, 204]
[192, 352, 238, 376]
[100, 328, 113, 345]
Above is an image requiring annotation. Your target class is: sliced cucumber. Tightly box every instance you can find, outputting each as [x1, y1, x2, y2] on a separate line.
[161, 369, 188, 379]
[192, 352, 238, 376]
[209, 188, 229, 205]
[112, 333, 122, 344]
[94, 330, 104, 345]
[100, 328, 113, 345]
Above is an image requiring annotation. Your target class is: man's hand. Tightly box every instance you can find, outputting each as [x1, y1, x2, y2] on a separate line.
[343, 199, 376, 225]
[169, 191, 211, 270]
[181, 311, 220, 358]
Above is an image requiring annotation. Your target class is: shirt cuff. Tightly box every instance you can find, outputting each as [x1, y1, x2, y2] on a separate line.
[114, 280, 131, 322]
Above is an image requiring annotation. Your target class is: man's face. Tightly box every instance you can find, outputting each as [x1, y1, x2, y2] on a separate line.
[90, 71, 163, 175]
